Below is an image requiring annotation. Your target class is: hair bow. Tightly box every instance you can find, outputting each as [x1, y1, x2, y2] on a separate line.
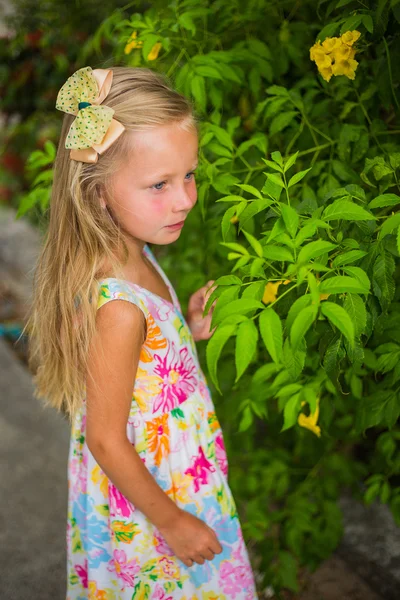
[55, 66, 125, 163]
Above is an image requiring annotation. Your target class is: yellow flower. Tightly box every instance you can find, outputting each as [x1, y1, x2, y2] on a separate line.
[91, 465, 108, 497]
[124, 31, 143, 55]
[309, 31, 361, 82]
[147, 41, 162, 61]
[314, 51, 332, 69]
[309, 40, 322, 61]
[319, 65, 333, 82]
[332, 58, 359, 80]
[332, 42, 353, 61]
[262, 280, 283, 303]
[322, 37, 341, 53]
[341, 30, 361, 46]
[202, 593, 226, 600]
[298, 399, 321, 437]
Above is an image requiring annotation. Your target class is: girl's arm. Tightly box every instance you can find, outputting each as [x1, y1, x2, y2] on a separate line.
[85, 300, 222, 566]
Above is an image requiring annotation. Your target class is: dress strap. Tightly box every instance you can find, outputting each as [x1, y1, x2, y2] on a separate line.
[97, 278, 148, 319]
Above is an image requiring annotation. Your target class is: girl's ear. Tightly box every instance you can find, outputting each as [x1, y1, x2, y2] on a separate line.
[100, 197, 107, 210]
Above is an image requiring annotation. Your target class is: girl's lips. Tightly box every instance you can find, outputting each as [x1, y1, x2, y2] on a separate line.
[166, 220, 185, 229]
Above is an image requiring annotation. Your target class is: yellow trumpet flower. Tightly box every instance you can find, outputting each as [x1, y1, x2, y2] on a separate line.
[309, 30, 361, 82]
[124, 31, 143, 55]
[262, 281, 283, 303]
[298, 399, 321, 437]
[147, 42, 162, 61]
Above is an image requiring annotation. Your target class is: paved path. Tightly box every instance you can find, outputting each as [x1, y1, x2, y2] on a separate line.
[0, 338, 69, 599]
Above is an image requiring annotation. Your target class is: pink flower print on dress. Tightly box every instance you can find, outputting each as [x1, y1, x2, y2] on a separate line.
[151, 583, 173, 599]
[109, 482, 135, 518]
[185, 445, 216, 492]
[69, 456, 86, 501]
[219, 560, 255, 598]
[215, 433, 228, 477]
[153, 529, 174, 556]
[158, 556, 180, 579]
[107, 549, 141, 588]
[153, 341, 198, 413]
[146, 294, 173, 322]
[75, 562, 88, 589]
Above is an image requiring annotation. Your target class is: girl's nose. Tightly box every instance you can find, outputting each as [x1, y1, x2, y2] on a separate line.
[175, 186, 197, 211]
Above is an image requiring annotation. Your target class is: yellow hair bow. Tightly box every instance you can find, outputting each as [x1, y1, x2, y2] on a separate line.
[55, 66, 125, 164]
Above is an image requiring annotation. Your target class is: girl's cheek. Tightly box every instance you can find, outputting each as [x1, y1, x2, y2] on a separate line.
[151, 196, 169, 215]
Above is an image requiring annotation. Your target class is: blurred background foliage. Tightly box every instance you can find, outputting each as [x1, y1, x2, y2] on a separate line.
[2, 0, 400, 595]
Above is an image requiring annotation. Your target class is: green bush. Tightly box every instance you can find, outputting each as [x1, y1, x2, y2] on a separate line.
[19, 0, 400, 594]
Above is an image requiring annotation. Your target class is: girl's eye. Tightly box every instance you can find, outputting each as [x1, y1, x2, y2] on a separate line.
[151, 171, 196, 191]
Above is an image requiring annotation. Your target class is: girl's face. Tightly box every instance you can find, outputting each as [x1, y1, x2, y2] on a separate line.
[102, 121, 198, 251]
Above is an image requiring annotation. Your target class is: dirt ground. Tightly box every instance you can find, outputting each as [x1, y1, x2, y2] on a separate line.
[255, 554, 383, 600]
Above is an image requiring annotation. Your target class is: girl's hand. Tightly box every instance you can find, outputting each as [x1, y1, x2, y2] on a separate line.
[158, 508, 223, 567]
[186, 280, 217, 341]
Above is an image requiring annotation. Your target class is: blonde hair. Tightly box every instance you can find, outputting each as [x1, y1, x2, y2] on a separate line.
[23, 66, 198, 423]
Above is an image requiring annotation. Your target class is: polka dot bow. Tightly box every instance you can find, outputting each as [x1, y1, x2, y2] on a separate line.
[55, 66, 125, 163]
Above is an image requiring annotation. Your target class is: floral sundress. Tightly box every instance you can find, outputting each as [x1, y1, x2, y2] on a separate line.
[66, 243, 259, 600]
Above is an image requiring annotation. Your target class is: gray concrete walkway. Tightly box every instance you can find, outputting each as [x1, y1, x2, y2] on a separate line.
[0, 337, 69, 599]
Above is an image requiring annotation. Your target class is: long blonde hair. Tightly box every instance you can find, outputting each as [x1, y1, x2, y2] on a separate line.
[23, 66, 197, 424]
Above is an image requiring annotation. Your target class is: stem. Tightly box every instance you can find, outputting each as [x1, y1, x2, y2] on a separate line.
[383, 36, 400, 112]
[166, 47, 186, 78]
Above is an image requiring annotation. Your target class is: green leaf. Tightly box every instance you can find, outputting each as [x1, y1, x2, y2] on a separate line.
[214, 275, 242, 286]
[294, 222, 317, 247]
[343, 294, 367, 337]
[397, 226, 400, 255]
[270, 111, 297, 136]
[290, 305, 317, 350]
[221, 205, 238, 241]
[378, 212, 400, 239]
[340, 14, 363, 34]
[216, 195, 249, 203]
[283, 151, 299, 173]
[234, 184, 262, 199]
[267, 86, 289, 97]
[323, 335, 345, 387]
[323, 199, 375, 221]
[259, 308, 283, 363]
[372, 251, 395, 312]
[238, 405, 253, 432]
[266, 172, 285, 188]
[191, 75, 206, 112]
[242, 230, 263, 257]
[319, 276, 370, 295]
[207, 142, 232, 158]
[206, 324, 236, 393]
[238, 198, 273, 231]
[263, 245, 294, 262]
[368, 193, 400, 209]
[262, 159, 283, 172]
[280, 204, 299, 238]
[321, 302, 355, 348]
[331, 250, 368, 268]
[297, 241, 337, 264]
[341, 267, 371, 291]
[281, 392, 302, 432]
[213, 298, 264, 327]
[286, 295, 312, 331]
[362, 14, 374, 33]
[220, 242, 249, 255]
[287, 167, 312, 188]
[235, 320, 259, 382]
[196, 65, 223, 79]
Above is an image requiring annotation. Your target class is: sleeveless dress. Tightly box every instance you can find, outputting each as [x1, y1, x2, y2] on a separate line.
[66, 243, 259, 600]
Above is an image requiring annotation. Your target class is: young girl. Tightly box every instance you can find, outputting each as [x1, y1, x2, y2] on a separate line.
[26, 65, 259, 599]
